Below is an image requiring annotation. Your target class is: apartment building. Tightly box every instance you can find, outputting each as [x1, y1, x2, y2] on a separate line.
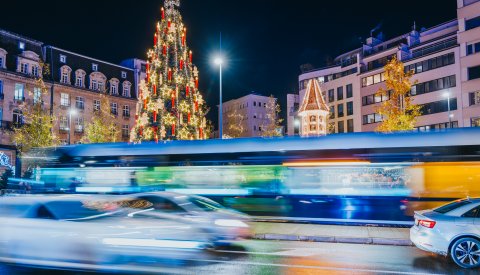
[289, 0, 480, 135]
[0, 28, 142, 145]
[222, 93, 279, 138]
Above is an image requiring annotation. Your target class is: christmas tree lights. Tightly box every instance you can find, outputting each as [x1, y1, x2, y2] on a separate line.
[131, 0, 208, 142]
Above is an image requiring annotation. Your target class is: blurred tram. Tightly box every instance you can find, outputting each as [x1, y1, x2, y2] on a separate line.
[26, 128, 480, 221]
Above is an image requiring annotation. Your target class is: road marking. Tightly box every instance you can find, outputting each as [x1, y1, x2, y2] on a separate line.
[194, 259, 446, 275]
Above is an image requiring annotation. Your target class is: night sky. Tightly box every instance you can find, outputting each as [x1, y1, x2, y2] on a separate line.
[1, 0, 457, 124]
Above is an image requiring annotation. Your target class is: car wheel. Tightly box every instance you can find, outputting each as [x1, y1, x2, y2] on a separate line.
[450, 237, 480, 269]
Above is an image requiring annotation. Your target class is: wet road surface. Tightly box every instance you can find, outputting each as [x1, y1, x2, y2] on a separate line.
[1, 240, 477, 274]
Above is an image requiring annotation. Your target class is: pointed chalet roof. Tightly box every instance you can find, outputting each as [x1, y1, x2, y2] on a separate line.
[298, 78, 329, 113]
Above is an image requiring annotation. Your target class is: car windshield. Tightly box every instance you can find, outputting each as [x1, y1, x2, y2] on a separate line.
[46, 200, 120, 220]
[434, 200, 472, 214]
[187, 196, 226, 212]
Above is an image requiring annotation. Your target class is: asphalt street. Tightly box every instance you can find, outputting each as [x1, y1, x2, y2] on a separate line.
[1, 240, 477, 275]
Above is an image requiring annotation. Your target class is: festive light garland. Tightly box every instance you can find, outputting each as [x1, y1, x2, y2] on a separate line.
[131, 0, 208, 142]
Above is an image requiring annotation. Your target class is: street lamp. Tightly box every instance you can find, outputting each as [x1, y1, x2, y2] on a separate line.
[214, 56, 224, 139]
[443, 92, 452, 128]
[68, 109, 77, 145]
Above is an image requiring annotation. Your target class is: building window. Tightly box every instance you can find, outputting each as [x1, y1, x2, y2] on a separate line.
[60, 93, 70, 107]
[91, 80, 98, 91]
[20, 63, 28, 74]
[0, 57, 3, 69]
[122, 125, 129, 137]
[92, 63, 98, 71]
[405, 53, 455, 75]
[309, 125, 317, 131]
[361, 72, 385, 87]
[328, 89, 335, 103]
[59, 116, 68, 131]
[0, 80, 3, 97]
[337, 104, 344, 118]
[363, 113, 383, 125]
[33, 87, 42, 104]
[467, 42, 480, 56]
[466, 16, 480, 31]
[253, 102, 256, 107]
[60, 54, 67, 63]
[75, 117, 84, 133]
[346, 84, 353, 98]
[31, 65, 39, 77]
[470, 91, 480, 106]
[94, 100, 100, 111]
[75, 96, 84, 110]
[13, 109, 23, 126]
[60, 65, 72, 84]
[338, 121, 344, 133]
[309, 115, 317, 122]
[123, 105, 130, 117]
[329, 106, 335, 119]
[111, 102, 118, 116]
[472, 117, 480, 127]
[410, 75, 456, 96]
[110, 79, 119, 95]
[14, 83, 24, 101]
[253, 125, 257, 131]
[121, 71, 127, 78]
[337, 87, 344, 101]
[420, 98, 457, 116]
[122, 81, 131, 97]
[468, 66, 480, 81]
[347, 119, 354, 133]
[347, 102, 353, 116]
[61, 71, 68, 84]
[75, 70, 86, 88]
[18, 42, 25, 50]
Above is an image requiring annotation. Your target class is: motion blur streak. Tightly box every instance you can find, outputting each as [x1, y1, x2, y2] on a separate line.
[101, 238, 206, 249]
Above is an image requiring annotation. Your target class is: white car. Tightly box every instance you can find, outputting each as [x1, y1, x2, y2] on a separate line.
[123, 192, 252, 245]
[410, 198, 480, 269]
[0, 195, 216, 271]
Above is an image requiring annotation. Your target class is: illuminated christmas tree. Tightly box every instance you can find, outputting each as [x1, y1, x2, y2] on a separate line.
[131, 0, 208, 142]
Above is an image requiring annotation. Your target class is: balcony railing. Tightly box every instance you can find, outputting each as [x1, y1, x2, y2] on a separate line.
[404, 38, 457, 61]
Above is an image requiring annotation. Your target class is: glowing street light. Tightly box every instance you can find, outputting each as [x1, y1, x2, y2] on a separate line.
[68, 109, 77, 145]
[443, 92, 452, 128]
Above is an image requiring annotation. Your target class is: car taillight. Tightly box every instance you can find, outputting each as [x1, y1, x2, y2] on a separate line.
[418, 220, 436, 228]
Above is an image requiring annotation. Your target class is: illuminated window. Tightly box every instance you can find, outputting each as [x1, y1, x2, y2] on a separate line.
[60, 54, 67, 63]
[111, 102, 118, 115]
[122, 81, 131, 97]
[60, 65, 72, 84]
[33, 88, 42, 104]
[14, 83, 24, 101]
[75, 70, 86, 88]
[60, 93, 70, 107]
[94, 100, 100, 111]
[110, 78, 119, 95]
[75, 96, 84, 110]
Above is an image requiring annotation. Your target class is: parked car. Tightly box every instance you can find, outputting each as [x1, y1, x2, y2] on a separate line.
[0, 195, 216, 271]
[120, 192, 252, 245]
[410, 197, 480, 268]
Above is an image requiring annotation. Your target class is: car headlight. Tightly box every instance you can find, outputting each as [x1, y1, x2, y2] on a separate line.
[214, 219, 249, 228]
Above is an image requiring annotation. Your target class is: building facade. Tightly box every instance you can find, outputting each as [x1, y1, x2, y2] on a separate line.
[289, 0, 480, 135]
[0, 28, 142, 145]
[222, 93, 279, 138]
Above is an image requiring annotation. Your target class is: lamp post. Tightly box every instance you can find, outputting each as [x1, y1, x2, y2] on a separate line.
[68, 109, 77, 145]
[214, 57, 223, 139]
[443, 92, 452, 128]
